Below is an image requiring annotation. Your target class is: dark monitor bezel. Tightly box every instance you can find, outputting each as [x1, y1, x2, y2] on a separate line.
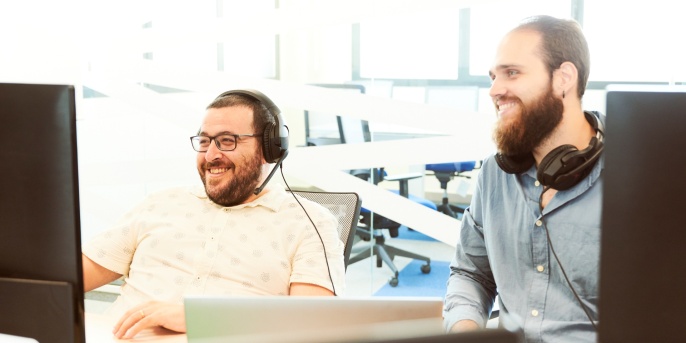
[0, 82, 85, 343]
[599, 84, 686, 343]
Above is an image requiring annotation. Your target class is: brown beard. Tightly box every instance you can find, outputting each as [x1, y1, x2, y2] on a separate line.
[493, 84, 563, 156]
[199, 152, 263, 207]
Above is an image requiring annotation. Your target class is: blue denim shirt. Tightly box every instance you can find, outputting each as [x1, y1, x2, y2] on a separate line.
[444, 139, 603, 343]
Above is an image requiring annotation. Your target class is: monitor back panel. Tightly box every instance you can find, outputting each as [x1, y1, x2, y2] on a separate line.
[0, 83, 84, 343]
[599, 85, 686, 343]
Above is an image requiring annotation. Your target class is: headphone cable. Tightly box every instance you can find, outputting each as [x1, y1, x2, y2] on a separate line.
[279, 164, 337, 296]
[538, 187, 597, 331]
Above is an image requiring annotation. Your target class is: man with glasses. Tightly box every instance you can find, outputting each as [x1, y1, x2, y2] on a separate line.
[81, 90, 344, 339]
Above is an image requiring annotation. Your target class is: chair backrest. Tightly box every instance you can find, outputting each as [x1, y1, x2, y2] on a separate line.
[337, 115, 372, 144]
[291, 191, 362, 270]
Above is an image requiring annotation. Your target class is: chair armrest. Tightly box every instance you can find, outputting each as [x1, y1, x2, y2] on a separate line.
[382, 172, 424, 198]
[383, 172, 424, 182]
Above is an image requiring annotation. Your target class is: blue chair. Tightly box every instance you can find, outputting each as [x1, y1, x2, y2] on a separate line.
[425, 161, 479, 219]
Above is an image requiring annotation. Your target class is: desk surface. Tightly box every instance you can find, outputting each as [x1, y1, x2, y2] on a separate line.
[85, 313, 516, 343]
[86, 313, 187, 343]
[85, 313, 445, 343]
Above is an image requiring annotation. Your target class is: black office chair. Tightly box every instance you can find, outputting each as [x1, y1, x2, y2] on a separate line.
[289, 190, 361, 270]
[337, 116, 434, 287]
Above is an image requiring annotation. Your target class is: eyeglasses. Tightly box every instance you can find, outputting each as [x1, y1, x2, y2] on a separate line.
[190, 133, 261, 152]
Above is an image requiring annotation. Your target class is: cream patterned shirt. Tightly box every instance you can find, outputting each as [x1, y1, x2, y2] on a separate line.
[83, 185, 345, 316]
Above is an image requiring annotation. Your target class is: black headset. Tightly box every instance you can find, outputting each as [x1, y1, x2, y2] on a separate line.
[214, 89, 289, 164]
[495, 111, 604, 190]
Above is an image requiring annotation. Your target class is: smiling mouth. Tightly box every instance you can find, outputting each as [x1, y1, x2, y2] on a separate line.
[208, 167, 229, 175]
[498, 101, 516, 112]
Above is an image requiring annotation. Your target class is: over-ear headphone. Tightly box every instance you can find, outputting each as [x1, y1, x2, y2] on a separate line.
[495, 111, 604, 190]
[214, 89, 289, 164]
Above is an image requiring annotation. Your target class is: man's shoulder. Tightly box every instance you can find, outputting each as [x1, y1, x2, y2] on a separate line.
[479, 154, 508, 178]
[144, 185, 204, 201]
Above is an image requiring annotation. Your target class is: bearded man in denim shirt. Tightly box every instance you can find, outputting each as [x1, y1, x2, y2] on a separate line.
[444, 15, 603, 343]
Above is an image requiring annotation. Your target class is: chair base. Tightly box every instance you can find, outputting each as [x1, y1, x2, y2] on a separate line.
[437, 197, 467, 219]
[349, 229, 431, 287]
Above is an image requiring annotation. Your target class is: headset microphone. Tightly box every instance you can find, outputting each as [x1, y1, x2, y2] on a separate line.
[254, 150, 288, 195]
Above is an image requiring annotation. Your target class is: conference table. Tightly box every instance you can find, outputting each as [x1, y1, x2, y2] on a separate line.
[86, 313, 187, 342]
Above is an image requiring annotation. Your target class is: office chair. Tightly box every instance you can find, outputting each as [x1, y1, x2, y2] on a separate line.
[290, 190, 362, 270]
[425, 161, 478, 219]
[337, 116, 434, 287]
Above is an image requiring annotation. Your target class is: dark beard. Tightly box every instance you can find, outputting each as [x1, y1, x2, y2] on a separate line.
[493, 85, 564, 156]
[200, 153, 263, 207]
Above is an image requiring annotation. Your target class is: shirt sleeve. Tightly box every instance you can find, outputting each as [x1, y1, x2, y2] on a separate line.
[289, 201, 346, 294]
[443, 176, 498, 331]
[81, 198, 148, 276]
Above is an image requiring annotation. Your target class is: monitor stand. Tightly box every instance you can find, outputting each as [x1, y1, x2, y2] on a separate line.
[0, 277, 83, 343]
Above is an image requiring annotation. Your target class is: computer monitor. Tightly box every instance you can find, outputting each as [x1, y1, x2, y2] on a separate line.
[0, 83, 85, 343]
[599, 85, 686, 343]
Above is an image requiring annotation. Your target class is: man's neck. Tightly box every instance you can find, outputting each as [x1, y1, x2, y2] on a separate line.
[533, 107, 594, 165]
[245, 185, 270, 204]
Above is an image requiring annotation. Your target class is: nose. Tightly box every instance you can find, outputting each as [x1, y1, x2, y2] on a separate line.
[204, 139, 223, 161]
[489, 77, 505, 100]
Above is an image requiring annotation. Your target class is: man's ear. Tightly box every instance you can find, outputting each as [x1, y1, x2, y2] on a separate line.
[554, 61, 578, 98]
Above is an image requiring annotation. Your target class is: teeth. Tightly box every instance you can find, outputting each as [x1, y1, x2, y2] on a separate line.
[209, 167, 228, 174]
[499, 102, 515, 110]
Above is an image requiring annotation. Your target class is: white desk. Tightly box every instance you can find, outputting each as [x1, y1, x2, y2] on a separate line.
[86, 313, 187, 342]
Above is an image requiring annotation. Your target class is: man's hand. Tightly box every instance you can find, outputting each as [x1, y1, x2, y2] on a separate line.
[449, 319, 480, 333]
[112, 301, 186, 339]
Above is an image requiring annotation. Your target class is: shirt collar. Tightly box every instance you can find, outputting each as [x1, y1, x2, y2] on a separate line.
[189, 184, 286, 212]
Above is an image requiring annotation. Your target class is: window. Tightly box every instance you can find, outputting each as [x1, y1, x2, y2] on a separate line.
[469, 0, 572, 76]
[359, 8, 461, 80]
[146, 0, 277, 78]
[584, 1, 685, 83]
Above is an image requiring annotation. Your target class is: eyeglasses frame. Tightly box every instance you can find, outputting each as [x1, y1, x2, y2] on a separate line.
[189, 133, 262, 152]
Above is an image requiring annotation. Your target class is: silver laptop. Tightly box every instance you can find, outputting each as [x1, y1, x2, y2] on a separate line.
[184, 295, 444, 343]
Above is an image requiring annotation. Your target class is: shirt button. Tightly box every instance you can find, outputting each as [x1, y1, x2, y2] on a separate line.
[534, 180, 541, 187]
[536, 265, 544, 272]
[536, 220, 543, 227]
[532, 310, 539, 317]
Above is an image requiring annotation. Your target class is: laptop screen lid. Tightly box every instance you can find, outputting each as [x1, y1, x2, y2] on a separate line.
[184, 295, 443, 343]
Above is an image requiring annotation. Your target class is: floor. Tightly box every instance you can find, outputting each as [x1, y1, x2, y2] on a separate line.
[344, 234, 455, 296]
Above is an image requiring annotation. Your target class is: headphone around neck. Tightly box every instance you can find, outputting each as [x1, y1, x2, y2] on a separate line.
[214, 89, 289, 164]
[495, 110, 604, 191]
